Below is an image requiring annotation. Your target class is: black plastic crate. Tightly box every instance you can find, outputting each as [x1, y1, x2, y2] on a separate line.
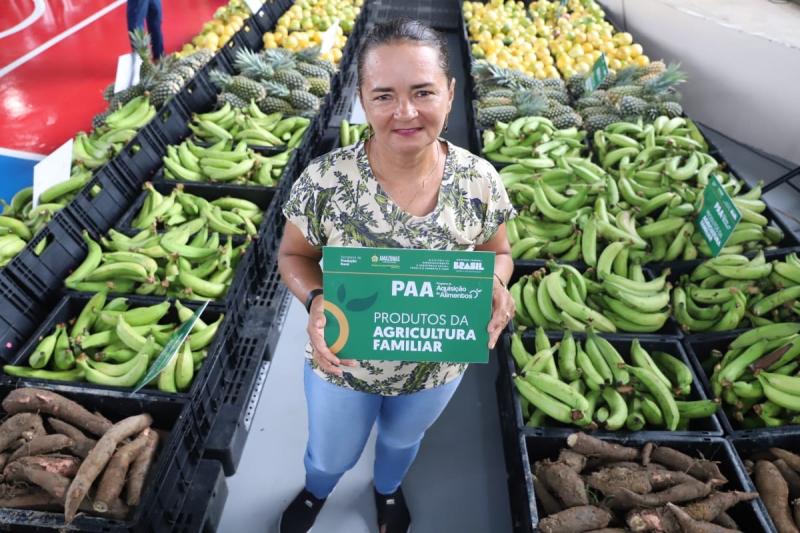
[233, 17, 265, 52]
[0, 275, 43, 362]
[115, 180, 275, 236]
[509, 433, 766, 533]
[508, 263, 682, 337]
[1, 293, 228, 400]
[0, 381, 201, 532]
[66, 168, 135, 234]
[730, 430, 800, 533]
[172, 458, 229, 533]
[142, 98, 194, 151]
[5, 209, 97, 305]
[498, 331, 723, 438]
[113, 128, 165, 184]
[176, 69, 219, 113]
[194, 250, 289, 475]
[250, 1, 279, 34]
[326, 66, 358, 129]
[684, 332, 800, 437]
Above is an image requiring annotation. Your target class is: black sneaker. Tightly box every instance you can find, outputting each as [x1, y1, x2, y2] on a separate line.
[277, 489, 326, 533]
[375, 486, 411, 533]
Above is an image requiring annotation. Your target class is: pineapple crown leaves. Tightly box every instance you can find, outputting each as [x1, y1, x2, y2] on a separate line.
[643, 63, 687, 95]
[294, 45, 322, 61]
[262, 80, 290, 99]
[613, 65, 642, 86]
[208, 69, 233, 90]
[129, 28, 152, 62]
[512, 90, 549, 116]
[235, 48, 274, 79]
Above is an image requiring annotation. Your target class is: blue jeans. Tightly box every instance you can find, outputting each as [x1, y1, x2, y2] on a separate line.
[127, 0, 164, 59]
[303, 362, 463, 499]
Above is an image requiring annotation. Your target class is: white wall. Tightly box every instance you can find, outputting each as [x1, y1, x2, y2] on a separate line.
[602, 0, 800, 165]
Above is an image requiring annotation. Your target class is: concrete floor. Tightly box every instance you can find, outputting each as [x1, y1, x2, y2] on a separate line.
[217, 297, 513, 533]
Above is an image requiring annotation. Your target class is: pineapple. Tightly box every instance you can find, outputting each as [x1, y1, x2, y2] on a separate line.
[289, 89, 319, 111]
[92, 109, 112, 129]
[295, 61, 331, 80]
[102, 82, 116, 102]
[149, 81, 180, 108]
[258, 97, 294, 115]
[273, 65, 309, 92]
[659, 101, 683, 118]
[109, 84, 145, 108]
[475, 83, 507, 98]
[307, 77, 330, 97]
[575, 96, 606, 110]
[294, 46, 336, 76]
[235, 49, 274, 80]
[552, 111, 582, 130]
[585, 114, 622, 133]
[263, 81, 318, 112]
[209, 70, 266, 102]
[566, 74, 586, 98]
[580, 105, 615, 117]
[606, 84, 644, 103]
[543, 89, 569, 106]
[513, 91, 548, 117]
[477, 106, 517, 128]
[484, 88, 515, 99]
[618, 95, 649, 116]
[478, 97, 513, 108]
[129, 28, 155, 79]
[541, 78, 566, 90]
[218, 92, 249, 109]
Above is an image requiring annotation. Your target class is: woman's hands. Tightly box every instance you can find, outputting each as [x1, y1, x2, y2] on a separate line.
[308, 294, 356, 377]
[487, 277, 515, 350]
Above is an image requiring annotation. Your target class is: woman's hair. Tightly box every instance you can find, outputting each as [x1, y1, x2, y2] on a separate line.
[357, 18, 452, 87]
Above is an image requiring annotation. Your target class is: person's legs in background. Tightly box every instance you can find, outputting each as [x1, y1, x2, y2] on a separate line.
[145, 0, 164, 59]
[126, 0, 148, 48]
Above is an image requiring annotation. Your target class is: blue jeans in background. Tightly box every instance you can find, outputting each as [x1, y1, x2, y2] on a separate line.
[127, 0, 164, 59]
[303, 362, 463, 499]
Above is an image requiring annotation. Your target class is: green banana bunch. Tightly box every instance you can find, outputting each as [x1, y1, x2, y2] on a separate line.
[674, 251, 800, 332]
[510, 328, 716, 431]
[163, 101, 308, 187]
[339, 120, 371, 147]
[75, 95, 155, 169]
[482, 116, 588, 165]
[3, 293, 222, 393]
[0, 168, 97, 267]
[64, 224, 250, 300]
[510, 254, 671, 333]
[700, 322, 800, 429]
[128, 182, 263, 235]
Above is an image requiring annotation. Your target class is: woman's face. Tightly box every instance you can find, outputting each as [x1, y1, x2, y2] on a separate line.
[360, 41, 455, 154]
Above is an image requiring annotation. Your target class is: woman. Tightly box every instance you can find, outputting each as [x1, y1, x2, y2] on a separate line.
[277, 18, 515, 533]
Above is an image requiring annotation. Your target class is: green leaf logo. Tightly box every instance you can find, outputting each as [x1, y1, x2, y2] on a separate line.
[346, 292, 378, 311]
[337, 283, 347, 303]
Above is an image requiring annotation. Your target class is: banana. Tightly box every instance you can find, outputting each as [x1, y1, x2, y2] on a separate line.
[65, 231, 103, 285]
[28, 327, 60, 369]
[531, 181, 576, 223]
[544, 271, 616, 332]
[626, 364, 680, 431]
[596, 241, 626, 279]
[70, 291, 107, 338]
[602, 284, 670, 313]
[102, 251, 158, 275]
[86, 261, 151, 283]
[116, 316, 149, 352]
[78, 352, 148, 388]
[636, 217, 685, 238]
[179, 262, 226, 299]
[175, 340, 195, 391]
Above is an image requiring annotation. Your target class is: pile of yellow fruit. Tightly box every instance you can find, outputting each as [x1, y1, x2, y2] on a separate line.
[464, 0, 559, 79]
[532, 0, 649, 79]
[178, 0, 249, 56]
[262, 0, 363, 64]
[464, 0, 650, 80]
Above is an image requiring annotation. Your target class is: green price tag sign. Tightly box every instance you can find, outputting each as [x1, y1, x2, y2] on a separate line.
[131, 301, 208, 393]
[584, 53, 609, 93]
[322, 247, 495, 363]
[696, 175, 741, 256]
